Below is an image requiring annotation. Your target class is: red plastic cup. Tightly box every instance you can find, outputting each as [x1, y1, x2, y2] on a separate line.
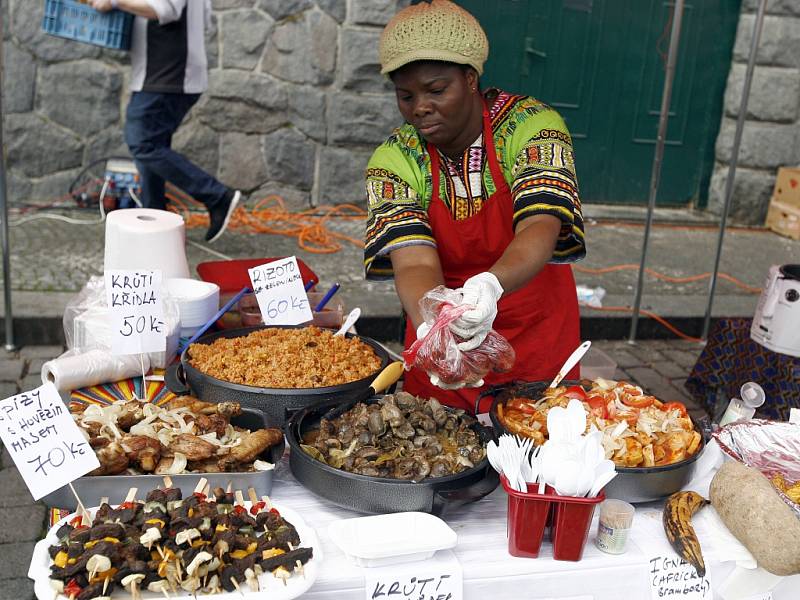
[550, 491, 605, 561]
[501, 476, 553, 558]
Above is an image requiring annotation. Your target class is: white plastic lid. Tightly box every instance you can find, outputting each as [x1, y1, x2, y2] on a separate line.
[740, 382, 766, 408]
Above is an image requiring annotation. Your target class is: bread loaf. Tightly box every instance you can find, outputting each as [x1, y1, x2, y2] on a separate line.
[709, 460, 800, 576]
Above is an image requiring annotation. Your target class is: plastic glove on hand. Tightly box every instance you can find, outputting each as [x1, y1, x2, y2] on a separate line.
[450, 272, 504, 351]
[416, 322, 431, 341]
[429, 372, 484, 390]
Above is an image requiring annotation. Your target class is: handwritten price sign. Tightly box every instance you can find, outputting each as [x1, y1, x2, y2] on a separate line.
[105, 269, 166, 355]
[648, 555, 712, 600]
[0, 383, 99, 500]
[248, 256, 312, 326]
[364, 551, 462, 600]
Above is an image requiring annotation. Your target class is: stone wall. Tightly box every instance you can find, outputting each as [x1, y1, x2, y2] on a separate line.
[6, 0, 800, 223]
[708, 0, 800, 224]
[2, 0, 409, 210]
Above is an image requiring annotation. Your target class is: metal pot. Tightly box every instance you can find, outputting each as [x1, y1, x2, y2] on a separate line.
[166, 326, 390, 426]
[286, 395, 500, 516]
[478, 381, 705, 503]
[42, 408, 285, 509]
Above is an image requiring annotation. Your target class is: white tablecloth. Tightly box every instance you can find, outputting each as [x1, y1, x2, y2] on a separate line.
[267, 453, 800, 600]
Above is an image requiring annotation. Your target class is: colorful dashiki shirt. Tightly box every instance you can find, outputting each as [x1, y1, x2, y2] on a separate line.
[364, 88, 585, 279]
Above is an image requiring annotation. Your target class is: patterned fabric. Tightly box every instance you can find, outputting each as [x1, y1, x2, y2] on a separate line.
[685, 318, 800, 421]
[364, 88, 585, 279]
[69, 370, 176, 412]
[440, 134, 486, 220]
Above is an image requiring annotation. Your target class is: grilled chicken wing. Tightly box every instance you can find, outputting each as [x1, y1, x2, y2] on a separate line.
[193, 413, 229, 437]
[169, 433, 217, 461]
[167, 396, 241, 417]
[121, 435, 163, 472]
[218, 428, 282, 469]
[89, 441, 129, 475]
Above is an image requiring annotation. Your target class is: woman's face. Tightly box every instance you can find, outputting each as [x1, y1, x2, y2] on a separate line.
[391, 61, 481, 155]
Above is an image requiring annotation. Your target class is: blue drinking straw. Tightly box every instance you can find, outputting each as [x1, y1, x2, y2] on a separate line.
[313, 282, 340, 312]
[178, 286, 251, 354]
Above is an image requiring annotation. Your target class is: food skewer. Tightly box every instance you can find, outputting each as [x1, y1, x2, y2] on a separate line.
[68, 482, 92, 527]
[193, 478, 208, 496]
[47, 482, 312, 600]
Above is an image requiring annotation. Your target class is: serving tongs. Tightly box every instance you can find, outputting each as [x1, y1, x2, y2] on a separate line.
[322, 361, 404, 420]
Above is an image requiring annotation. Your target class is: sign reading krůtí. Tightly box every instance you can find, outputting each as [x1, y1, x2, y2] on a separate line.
[105, 269, 166, 355]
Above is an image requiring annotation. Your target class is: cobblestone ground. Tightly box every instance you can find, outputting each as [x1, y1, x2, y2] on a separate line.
[0, 340, 706, 598]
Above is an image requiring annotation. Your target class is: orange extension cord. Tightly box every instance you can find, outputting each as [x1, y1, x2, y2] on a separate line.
[165, 188, 366, 254]
[163, 189, 764, 343]
[572, 264, 762, 343]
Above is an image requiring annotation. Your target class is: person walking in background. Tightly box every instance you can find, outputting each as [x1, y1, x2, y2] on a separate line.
[89, 0, 241, 243]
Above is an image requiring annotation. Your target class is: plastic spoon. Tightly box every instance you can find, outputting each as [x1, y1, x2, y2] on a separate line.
[575, 468, 595, 498]
[587, 459, 617, 497]
[554, 459, 582, 497]
[548, 340, 592, 388]
[588, 468, 618, 498]
[334, 308, 361, 337]
[565, 399, 587, 441]
[486, 441, 503, 474]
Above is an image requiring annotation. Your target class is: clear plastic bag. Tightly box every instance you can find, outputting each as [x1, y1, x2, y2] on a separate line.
[403, 286, 515, 386]
[63, 276, 180, 369]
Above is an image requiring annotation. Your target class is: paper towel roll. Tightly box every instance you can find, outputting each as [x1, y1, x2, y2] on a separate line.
[104, 208, 190, 279]
[42, 350, 151, 392]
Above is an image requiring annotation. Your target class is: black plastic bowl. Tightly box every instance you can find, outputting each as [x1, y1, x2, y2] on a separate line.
[166, 326, 390, 426]
[286, 395, 499, 515]
[480, 381, 705, 503]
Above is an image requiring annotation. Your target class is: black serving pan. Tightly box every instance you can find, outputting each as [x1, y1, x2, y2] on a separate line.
[42, 408, 285, 510]
[166, 326, 390, 426]
[478, 380, 706, 503]
[286, 395, 500, 516]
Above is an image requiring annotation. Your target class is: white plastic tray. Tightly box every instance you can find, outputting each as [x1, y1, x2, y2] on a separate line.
[28, 502, 322, 600]
[328, 511, 457, 568]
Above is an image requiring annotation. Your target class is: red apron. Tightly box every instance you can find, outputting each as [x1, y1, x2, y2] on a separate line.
[403, 103, 581, 413]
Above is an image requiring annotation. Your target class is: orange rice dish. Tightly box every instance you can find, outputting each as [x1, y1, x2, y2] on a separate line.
[188, 327, 382, 388]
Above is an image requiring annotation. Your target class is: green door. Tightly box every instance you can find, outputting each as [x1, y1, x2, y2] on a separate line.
[457, 0, 740, 206]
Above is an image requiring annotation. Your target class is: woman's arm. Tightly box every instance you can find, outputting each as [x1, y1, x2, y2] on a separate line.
[389, 245, 445, 330]
[89, 0, 158, 19]
[489, 213, 562, 295]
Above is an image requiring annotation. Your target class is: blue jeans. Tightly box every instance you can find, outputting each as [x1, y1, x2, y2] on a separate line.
[124, 91, 229, 210]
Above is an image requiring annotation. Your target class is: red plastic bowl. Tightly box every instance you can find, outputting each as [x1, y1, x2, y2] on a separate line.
[197, 258, 319, 329]
[197, 258, 318, 294]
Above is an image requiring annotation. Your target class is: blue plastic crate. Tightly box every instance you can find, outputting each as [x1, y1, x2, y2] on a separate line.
[42, 0, 134, 51]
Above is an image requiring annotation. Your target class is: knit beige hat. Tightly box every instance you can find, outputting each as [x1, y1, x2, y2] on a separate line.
[379, 0, 489, 75]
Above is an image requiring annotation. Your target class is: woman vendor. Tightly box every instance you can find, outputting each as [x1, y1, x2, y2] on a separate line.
[364, 0, 586, 412]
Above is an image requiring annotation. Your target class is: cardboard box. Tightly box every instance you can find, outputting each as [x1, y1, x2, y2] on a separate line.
[766, 196, 800, 240]
[773, 167, 800, 207]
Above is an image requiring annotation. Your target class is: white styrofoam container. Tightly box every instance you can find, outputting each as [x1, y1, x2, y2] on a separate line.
[328, 511, 457, 568]
[165, 278, 220, 327]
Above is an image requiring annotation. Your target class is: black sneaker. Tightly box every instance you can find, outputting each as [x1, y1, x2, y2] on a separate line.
[205, 190, 241, 243]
